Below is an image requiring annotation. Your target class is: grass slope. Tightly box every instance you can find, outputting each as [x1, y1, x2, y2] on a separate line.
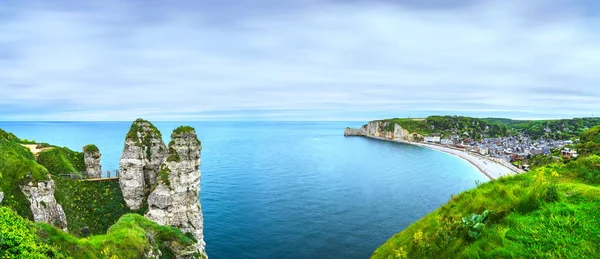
[37, 212, 197, 258]
[53, 177, 134, 237]
[0, 207, 65, 258]
[372, 155, 600, 258]
[36, 147, 86, 176]
[0, 129, 49, 220]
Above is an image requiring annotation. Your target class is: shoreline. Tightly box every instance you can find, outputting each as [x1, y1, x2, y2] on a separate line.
[363, 136, 523, 180]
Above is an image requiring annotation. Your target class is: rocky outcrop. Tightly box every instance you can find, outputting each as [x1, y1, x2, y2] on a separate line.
[20, 178, 68, 232]
[344, 126, 366, 136]
[146, 126, 207, 258]
[345, 121, 422, 141]
[83, 144, 102, 178]
[119, 119, 167, 210]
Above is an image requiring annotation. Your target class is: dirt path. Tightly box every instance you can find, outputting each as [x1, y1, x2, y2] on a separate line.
[21, 144, 54, 158]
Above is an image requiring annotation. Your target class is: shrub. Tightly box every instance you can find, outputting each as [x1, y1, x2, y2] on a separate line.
[461, 210, 491, 240]
[37, 147, 86, 175]
[0, 207, 65, 258]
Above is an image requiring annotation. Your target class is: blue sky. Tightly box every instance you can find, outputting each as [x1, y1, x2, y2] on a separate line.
[1, 0, 599, 121]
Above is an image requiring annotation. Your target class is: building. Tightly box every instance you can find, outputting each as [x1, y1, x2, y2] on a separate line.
[424, 136, 441, 143]
[561, 148, 579, 159]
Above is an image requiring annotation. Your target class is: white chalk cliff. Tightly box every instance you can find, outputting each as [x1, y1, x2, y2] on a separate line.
[146, 127, 207, 258]
[20, 178, 68, 232]
[345, 121, 421, 141]
[83, 145, 102, 179]
[119, 119, 167, 210]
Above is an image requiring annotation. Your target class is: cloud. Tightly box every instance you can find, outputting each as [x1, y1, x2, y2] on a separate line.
[1, 0, 599, 121]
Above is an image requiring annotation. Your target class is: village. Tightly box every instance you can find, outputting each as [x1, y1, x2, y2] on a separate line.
[423, 133, 577, 171]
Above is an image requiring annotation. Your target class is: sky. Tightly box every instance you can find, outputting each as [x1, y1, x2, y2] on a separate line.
[1, 0, 599, 121]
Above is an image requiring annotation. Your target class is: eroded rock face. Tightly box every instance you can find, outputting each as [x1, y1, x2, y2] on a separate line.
[345, 121, 417, 141]
[344, 126, 366, 136]
[119, 119, 167, 210]
[83, 145, 102, 178]
[20, 178, 68, 232]
[146, 126, 207, 258]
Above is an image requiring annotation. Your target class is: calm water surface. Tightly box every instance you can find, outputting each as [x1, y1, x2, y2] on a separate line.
[0, 121, 487, 259]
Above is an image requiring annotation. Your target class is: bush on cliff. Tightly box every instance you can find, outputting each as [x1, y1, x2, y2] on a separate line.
[0, 207, 65, 258]
[40, 213, 197, 258]
[37, 147, 86, 176]
[372, 155, 600, 258]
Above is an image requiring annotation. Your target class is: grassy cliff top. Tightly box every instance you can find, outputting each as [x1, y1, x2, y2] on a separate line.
[372, 155, 600, 258]
[173, 126, 196, 135]
[126, 118, 163, 140]
[381, 116, 507, 139]
[83, 144, 100, 153]
[19, 211, 198, 258]
[0, 131, 50, 219]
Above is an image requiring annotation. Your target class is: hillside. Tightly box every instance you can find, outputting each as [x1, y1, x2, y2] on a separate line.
[0, 126, 202, 258]
[482, 117, 600, 140]
[379, 116, 599, 140]
[382, 116, 508, 139]
[372, 127, 600, 258]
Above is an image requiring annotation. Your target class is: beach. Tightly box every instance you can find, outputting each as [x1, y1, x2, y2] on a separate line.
[367, 136, 524, 180]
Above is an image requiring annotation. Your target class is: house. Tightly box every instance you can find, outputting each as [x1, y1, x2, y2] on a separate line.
[561, 148, 579, 159]
[424, 136, 441, 143]
[441, 138, 453, 145]
[479, 147, 489, 155]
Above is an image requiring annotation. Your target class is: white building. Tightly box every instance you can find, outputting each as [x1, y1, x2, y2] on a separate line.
[424, 136, 441, 143]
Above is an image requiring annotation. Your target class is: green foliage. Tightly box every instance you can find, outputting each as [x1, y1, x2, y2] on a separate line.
[0, 131, 49, 219]
[52, 177, 133, 237]
[562, 155, 600, 184]
[39, 213, 197, 258]
[126, 119, 163, 159]
[36, 147, 85, 175]
[484, 117, 600, 140]
[167, 146, 181, 162]
[0, 207, 65, 258]
[384, 116, 507, 139]
[160, 165, 172, 189]
[371, 156, 600, 258]
[173, 126, 196, 135]
[83, 144, 99, 154]
[461, 210, 491, 240]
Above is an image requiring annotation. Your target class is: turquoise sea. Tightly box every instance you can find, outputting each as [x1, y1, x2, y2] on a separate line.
[0, 121, 488, 258]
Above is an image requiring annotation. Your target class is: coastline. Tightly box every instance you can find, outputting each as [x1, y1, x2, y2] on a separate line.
[364, 136, 523, 180]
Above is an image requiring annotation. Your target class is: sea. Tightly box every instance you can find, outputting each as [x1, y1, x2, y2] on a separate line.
[0, 121, 488, 259]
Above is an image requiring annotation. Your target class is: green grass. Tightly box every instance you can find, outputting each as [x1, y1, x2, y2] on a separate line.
[126, 119, 163, 160]
[383, 118, 432, 135]
[173, 126, 196, 135]
[380, 116, 508, 139]
[38, 213, 198, 258]
[52, 177, 134, 237]
[0, 207, 65, 258]
[36, 147, 86, 175]
[372, 155, 600, 258]
[0, 130, 50, 219]
[83, 144, 99, 154]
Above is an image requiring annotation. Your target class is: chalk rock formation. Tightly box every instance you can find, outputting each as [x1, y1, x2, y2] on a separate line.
[119, 119, 167, 210]
[345, 121, 419, 141]
[146, 126, 207, 258]
[20, 178, 68, 232]
[344, 126, 366, 136]
[83, 144, 102, 178]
